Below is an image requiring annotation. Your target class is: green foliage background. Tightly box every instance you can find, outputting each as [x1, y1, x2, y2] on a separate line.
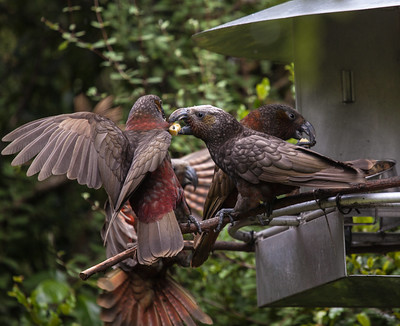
[1, 1, 399, 325]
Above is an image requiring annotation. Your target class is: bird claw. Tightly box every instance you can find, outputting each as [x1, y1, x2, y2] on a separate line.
[261, 201, 273, 218]
[257, 215, 271, 226]
[215, 208, 235, 232]
[187, 215, 202, 234]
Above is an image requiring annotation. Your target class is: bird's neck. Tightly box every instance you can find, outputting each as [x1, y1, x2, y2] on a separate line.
[241, 111, 264, 132]
[206, 122, 243, 161]
[126, 115, 168, 131]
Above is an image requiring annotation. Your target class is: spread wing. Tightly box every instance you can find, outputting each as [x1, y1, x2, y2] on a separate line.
[227, 134, 365, 188]
[113, 129, 172, 211]
[1, 112, 131, 208]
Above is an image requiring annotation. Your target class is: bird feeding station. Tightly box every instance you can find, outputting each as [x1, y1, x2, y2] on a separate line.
[192, 0, 400, 307]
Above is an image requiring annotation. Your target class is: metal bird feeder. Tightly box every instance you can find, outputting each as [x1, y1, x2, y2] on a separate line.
[193, 0, 400, 307]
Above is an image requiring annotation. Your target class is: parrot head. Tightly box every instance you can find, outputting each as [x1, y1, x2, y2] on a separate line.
[168, 105, 241, 142]
[252, 104, 316, 146]
[126, 95, 167, 129]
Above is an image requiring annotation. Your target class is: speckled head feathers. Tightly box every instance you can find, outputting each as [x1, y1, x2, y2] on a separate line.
[128, 95, 165, 120]
[169, 105, 242, 142]
[126, 95, 167, 130]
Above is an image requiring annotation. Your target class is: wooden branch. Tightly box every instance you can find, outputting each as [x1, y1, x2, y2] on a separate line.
[79, 244, 137, 280]
[79, 240, 254, 280]
[210, 240, 254, 252]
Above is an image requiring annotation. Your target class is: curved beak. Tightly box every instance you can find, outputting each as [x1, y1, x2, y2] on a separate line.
[296, 120, 316, 147]
[168, 108, 192, 135]
[184, 166, 198, 190]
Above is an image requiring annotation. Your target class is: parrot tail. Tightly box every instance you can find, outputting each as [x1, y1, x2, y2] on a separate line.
[97, 268, 213, 325]
[137, 211, 184, 265]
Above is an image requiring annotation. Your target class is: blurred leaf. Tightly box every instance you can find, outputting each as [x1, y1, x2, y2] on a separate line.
[58, 40, 69, 51]
[237, 104, 249, 120]
[256, 77, 270, 101]
[13, 276, 24, 283]
[32, 280, 70, 304]
[62, 6, 81, 12]
[357, 313, 370, 326]
[74, 294, 101, 326]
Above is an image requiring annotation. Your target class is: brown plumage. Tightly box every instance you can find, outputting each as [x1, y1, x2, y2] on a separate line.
[170, 107, 392, 268]
[169, 105, 366, 229]
[190, 104, 316, 267]
[98, 202, 212, 326]
[181, 154, 394, 220]
[98, 268, 212, 326]
[2, 94, 188, 265]
[345, 159, 396, 178]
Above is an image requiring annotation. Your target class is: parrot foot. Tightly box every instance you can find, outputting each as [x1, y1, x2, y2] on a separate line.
[187, 215, 202, 234]
[257, 214, 271, 226]
[261, 201, 274, 218]
[215, 208, 235, 232]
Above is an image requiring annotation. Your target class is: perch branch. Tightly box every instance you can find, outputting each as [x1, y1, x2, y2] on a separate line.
[79, 244, 137, 280]
[79, 240, 253, 280]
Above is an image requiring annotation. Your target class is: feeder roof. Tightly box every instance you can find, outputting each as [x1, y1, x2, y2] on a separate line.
[193, 0, 400, 61]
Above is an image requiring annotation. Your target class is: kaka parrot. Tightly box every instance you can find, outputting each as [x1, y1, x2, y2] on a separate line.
[169, 105, 391, 267]
[190, 104, 316, 267]
[169, 105, 366, 228]
[2, 94, 190, 265]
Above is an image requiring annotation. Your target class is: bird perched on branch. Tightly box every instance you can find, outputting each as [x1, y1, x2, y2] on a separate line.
[2, 94, 191, 265]
[169, 105, 366, 230]
[190, 104, 316, 267]
[98, 199, 212, 326]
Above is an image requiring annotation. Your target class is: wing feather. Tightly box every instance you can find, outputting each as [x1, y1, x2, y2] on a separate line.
[113, 129, 171, 211]
[2, 112, 131, 207]
[2, 118, 51, 143]
[38, 130, 71, 181]
[77, 137, 91, 185]
[10, 124, 59, 165]
[230, 134, 365, 188]
[52, 132, 78, 175]
[28, 131, 62, 179]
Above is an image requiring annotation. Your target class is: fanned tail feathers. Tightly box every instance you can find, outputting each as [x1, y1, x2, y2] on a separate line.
[97, 268, 213, 325]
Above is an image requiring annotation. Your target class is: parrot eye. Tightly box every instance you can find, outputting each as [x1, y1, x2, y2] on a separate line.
[196, 112, 205, 119]
[288, 113, 295, 120]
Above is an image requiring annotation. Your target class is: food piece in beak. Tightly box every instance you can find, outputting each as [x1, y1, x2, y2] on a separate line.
[168, 108, 192, 135]
[296, 120, 316, 147]
[169, 123, 182, 136]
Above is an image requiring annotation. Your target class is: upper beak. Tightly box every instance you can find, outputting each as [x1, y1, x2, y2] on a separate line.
[296, 120, 316, 147]
[184, 166, 198, 190]
[168, 108, 192, 135]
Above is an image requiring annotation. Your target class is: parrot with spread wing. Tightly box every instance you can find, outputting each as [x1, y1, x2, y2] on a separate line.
[2, 94, 192, 265]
